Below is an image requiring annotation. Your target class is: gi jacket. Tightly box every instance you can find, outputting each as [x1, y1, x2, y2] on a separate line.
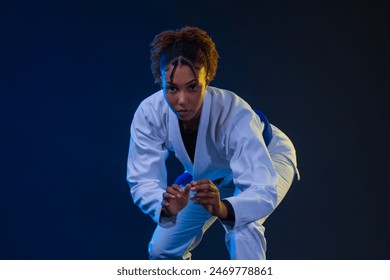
[127, 87, 296, 229]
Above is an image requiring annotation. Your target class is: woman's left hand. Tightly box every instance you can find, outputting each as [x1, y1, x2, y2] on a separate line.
[190, 179, 228, 219]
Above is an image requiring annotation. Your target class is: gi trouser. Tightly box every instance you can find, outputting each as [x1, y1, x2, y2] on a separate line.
[148, 151, 296, 260]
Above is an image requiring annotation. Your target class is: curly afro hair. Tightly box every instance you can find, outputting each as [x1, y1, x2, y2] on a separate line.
[150, 26, 219, 85]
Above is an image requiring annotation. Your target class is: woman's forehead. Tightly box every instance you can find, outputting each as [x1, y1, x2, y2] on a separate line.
[163, 64, 206, 83]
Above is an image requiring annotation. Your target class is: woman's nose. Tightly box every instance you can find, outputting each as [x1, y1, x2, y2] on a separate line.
[177, 91, 188, 105]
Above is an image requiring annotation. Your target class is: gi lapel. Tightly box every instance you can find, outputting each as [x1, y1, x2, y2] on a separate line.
[192, 88, 212, 180]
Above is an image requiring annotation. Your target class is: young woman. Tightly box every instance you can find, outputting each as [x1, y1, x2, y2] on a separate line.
[127, 26, 299, 259]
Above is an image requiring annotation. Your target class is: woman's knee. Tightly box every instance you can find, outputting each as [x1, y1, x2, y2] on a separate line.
[148, 239, 183, 260]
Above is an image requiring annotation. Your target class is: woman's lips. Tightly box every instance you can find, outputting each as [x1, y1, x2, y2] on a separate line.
[177, 109, 190, 117]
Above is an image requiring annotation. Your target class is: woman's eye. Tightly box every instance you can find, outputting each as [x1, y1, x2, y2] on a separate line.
[167, 86, 176, 92]
[188, 84, 197, 91]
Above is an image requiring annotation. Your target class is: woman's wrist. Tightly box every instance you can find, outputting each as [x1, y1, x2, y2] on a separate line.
[219, 200, 235, 221]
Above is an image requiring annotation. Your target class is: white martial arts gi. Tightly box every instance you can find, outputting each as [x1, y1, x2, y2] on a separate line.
[127, 86, 299, 259]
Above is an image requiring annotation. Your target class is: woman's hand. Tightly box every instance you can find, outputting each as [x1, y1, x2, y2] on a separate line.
[162, 183, 191, 216]
[190, 179, 228, 219]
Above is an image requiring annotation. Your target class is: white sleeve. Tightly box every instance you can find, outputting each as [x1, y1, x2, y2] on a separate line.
[126, 104, 176, 227]
[223, 110, 278, 229]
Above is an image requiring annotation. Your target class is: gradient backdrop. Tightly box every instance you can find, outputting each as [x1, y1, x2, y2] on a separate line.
[1, 0, 389, 259]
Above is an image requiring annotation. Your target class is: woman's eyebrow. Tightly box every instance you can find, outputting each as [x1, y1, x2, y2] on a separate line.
[185, 79, 197, 85]
[166, 79, 197, 86]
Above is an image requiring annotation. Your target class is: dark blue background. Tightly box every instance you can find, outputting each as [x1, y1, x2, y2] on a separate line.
[1, 0, 389, 259]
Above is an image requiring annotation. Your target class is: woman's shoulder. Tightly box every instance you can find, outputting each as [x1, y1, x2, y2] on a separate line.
[208, 86, 254, 120]
[135, 90, 168, 116]
[208, 86, 240, 102]
[139, 89, 167, 109]
[133, 89, 170, 127]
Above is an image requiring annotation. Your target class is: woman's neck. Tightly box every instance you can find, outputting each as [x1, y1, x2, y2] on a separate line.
[180, 115, 200, 133]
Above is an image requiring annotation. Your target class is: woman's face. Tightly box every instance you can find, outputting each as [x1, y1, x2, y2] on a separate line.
[161, 64, 208, 125]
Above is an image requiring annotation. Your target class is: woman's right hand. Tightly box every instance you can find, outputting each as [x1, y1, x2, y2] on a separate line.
[162, 183, 191, 216]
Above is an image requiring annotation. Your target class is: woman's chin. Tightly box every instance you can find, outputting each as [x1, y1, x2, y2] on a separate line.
[177, 111, 192, 121]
